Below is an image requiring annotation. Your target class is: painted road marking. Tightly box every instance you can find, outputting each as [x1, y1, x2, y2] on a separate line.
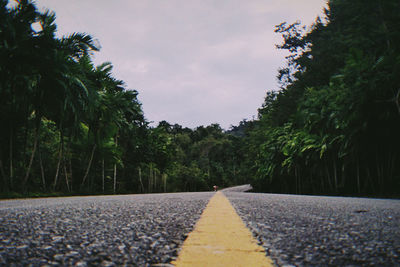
[172, 191, 274, 266]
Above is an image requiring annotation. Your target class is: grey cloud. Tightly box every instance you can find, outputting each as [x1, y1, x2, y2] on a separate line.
[37, 0, 327, 129]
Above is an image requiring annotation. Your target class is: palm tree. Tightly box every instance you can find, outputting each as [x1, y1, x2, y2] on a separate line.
[0, 0, 41, 191]
[18, 5, 100, 190]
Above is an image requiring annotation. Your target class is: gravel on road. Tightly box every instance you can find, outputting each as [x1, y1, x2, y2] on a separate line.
[0, 192, 213, 266]
[225, 192, 400, 266]
[3, 190, 399, 266]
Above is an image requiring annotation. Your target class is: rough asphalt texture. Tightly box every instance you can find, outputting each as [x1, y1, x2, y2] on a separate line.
[0, 192, 213, 266]
[2, 189, 399, 266]
[225, 192, 400, 266]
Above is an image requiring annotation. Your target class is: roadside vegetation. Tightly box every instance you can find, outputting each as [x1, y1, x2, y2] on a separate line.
[1, 0, 399, 198]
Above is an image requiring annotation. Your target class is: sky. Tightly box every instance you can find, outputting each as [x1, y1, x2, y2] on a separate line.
[33, 0, 327, 129]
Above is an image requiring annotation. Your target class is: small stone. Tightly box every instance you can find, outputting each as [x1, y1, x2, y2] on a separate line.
[75, 260, 87, 267]
[130, 246, 139, 251]
[101, 260, 114, 267]
[150, 241, 159, 249]
[53, 254, 64, 261]
[51, 236, 64, 243]
[66, 251, 79, 257]
[153, 233, 162, 239]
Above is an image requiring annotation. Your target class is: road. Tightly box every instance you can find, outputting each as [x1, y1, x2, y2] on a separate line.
[0, 193, 213, 266]
[1, 191, 399, 266]
[225, 192, 400, 266]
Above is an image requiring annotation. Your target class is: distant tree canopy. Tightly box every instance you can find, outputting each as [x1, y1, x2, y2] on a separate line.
[1, 0, 399, 197]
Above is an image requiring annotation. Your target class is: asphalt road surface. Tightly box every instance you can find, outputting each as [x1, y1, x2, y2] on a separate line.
[0, 193, 213, 266]
[1, 191, 399, 266]
[225, 192, 400, 266]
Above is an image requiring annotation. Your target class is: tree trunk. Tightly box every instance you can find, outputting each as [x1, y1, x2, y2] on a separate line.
[232, 156, 236, 178]
[366, 167, 376, 193]
[396, 89, 400, 116]
[138, 166, 144, 193]
[148, 164, 152, 193]
[339, 163, 345, 188]
[325, 163, 333, 192]
[69, 156, 73, 192]
[310, 171, 316, 194]
[320, 169, 325, 193]
[64, 162, 70, 192]
[356, 159, 360, 194]
[377, 155, 385, 195]
[52, 132, 64, 191]
[113, 135, 118, 194]
[81, 144, 97, 189]
[9, 128, 13, 189]
[375, 153, 384, 194]
[389, 154, 396, 188]
[333, 160, 338, 192]
[0, 159, 8, 192]
[378, 0, 391, 50]
[294, 165, 299, 194]
[22, 117, 29, 167]
[38, 145, 46, 191]
[102, 158, 105, 193]
[163, 173, 167, 193]
[65, 139, 73, 192]
[23, 120, 40, 191]
[113, 163, 117, 194]
[154, 168, 157, 192]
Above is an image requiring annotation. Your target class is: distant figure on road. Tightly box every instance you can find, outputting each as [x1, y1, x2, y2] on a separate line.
[213, 185, 218, 191]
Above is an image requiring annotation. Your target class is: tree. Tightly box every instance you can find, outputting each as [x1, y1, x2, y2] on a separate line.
[245, 0, 400, 196]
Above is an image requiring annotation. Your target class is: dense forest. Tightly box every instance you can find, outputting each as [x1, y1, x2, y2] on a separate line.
[1, 0, 399, 197]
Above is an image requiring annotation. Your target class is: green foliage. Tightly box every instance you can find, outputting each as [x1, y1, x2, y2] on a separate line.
[242, 0, 400, 196]
[0, 0, 145, 195]
[0, 0, 241, 195]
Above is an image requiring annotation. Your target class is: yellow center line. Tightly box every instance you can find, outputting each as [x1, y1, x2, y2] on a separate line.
[171, 191, 274, 266]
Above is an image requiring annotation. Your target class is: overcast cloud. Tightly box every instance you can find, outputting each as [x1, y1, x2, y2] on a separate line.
[35, 0, 327, 129]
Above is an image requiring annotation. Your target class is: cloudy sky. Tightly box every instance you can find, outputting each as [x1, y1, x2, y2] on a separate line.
[34, 0, 327, 129]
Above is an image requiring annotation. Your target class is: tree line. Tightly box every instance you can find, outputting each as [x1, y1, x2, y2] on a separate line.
[239, 0, 400, 196]
[1, 0, 399, 197]
[0, 0, 244, 196]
